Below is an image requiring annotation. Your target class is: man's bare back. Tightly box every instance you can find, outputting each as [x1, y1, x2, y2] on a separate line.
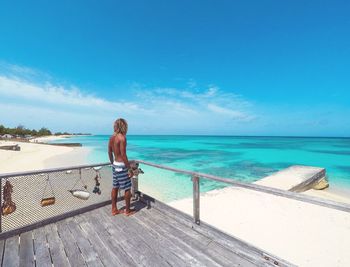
[114, 133, 126, 162]
[108, 133, 130, 169]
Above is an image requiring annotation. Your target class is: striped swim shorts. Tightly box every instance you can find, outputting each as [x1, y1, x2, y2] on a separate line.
[112, 162, 132, 190]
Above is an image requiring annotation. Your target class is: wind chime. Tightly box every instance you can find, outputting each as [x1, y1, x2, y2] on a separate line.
[1, 180, 16, 216]
[40, 173, 56, 207]
[69, 169, 90, 200]
[92, 167, 102, 195]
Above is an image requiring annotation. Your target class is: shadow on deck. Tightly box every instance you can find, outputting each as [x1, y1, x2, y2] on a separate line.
[0, 194, 293, 267]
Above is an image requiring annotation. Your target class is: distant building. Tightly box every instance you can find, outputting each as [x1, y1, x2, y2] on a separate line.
[1, 134, 13, 139]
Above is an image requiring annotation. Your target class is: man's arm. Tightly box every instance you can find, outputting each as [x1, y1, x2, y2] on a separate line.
[108, 136, 114, 164]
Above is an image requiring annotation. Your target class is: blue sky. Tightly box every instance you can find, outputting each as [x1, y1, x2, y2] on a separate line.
[0, 1, 349, 136]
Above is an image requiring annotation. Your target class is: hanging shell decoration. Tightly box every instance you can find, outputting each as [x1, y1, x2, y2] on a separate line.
[2, 180, 16, 215]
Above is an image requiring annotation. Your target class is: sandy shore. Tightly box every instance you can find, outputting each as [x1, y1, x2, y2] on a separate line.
[169, 185, 350, 267]
[303, 187, 350, 205]
[29, 134, 75, 143]
[0, 139, 90, 173]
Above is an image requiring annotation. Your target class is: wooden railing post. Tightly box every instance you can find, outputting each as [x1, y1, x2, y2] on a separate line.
[131, 171, 139, 201]
[192, 175, 200, 225]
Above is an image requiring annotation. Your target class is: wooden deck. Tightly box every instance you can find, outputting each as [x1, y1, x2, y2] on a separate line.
[0, 196, 293, 267]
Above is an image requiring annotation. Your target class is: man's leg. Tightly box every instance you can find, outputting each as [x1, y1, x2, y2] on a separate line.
[112, 166, 123, 215]
[124, 189, 135, 216]
[111, 188, 122, 215]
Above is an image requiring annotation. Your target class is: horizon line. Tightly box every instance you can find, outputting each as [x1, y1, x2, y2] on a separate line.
[92, 134, 350, 139]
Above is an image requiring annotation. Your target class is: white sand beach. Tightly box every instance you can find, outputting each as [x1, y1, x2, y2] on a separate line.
[303, 187, 350, 205]
[29, 135, 65, 143]
[169, 185, 350, 267]
[29, 134, 80, 143]
[0, 139, 90, 173]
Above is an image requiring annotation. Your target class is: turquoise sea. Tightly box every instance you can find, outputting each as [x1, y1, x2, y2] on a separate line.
[52, 135, 350, 202]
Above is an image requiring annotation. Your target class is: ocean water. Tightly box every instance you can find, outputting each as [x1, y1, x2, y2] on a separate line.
[52, 135, 350, 202]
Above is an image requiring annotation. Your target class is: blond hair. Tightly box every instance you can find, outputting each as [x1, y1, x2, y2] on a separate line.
[114, 118, 128, 135]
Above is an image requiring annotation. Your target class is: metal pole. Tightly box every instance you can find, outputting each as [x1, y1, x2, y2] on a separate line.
[192, 175, 200, 225]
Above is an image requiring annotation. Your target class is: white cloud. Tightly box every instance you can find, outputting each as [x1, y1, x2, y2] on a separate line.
[0, 64, 256, 134]
[207, 104, 254, 121]
[0, 76, 144, 113]
[137, 86, 254, 119]
[205, 86, 218, 97]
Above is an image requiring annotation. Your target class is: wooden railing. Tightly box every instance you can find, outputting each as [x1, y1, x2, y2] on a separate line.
[0, 160, 349, 236]
[135, 160, 350, 225]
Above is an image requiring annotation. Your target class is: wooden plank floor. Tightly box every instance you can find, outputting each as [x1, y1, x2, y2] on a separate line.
[0, 200, 284, 267]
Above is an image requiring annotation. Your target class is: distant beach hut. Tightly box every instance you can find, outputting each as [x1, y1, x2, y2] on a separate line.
[2, 134, 13, 139]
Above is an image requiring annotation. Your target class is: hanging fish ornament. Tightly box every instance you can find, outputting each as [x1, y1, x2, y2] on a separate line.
[69, 190, 90, 200]
[69, 169, 90, 200]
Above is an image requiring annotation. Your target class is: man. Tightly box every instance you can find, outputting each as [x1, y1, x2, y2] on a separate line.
[108, 118, 135, 216]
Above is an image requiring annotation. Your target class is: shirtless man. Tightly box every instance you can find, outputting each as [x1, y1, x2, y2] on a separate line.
[108, 118, 135, 216]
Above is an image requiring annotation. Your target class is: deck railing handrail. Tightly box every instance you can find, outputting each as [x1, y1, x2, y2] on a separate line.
[134, 160, 350, 216]
[0, 162, 111, 179]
